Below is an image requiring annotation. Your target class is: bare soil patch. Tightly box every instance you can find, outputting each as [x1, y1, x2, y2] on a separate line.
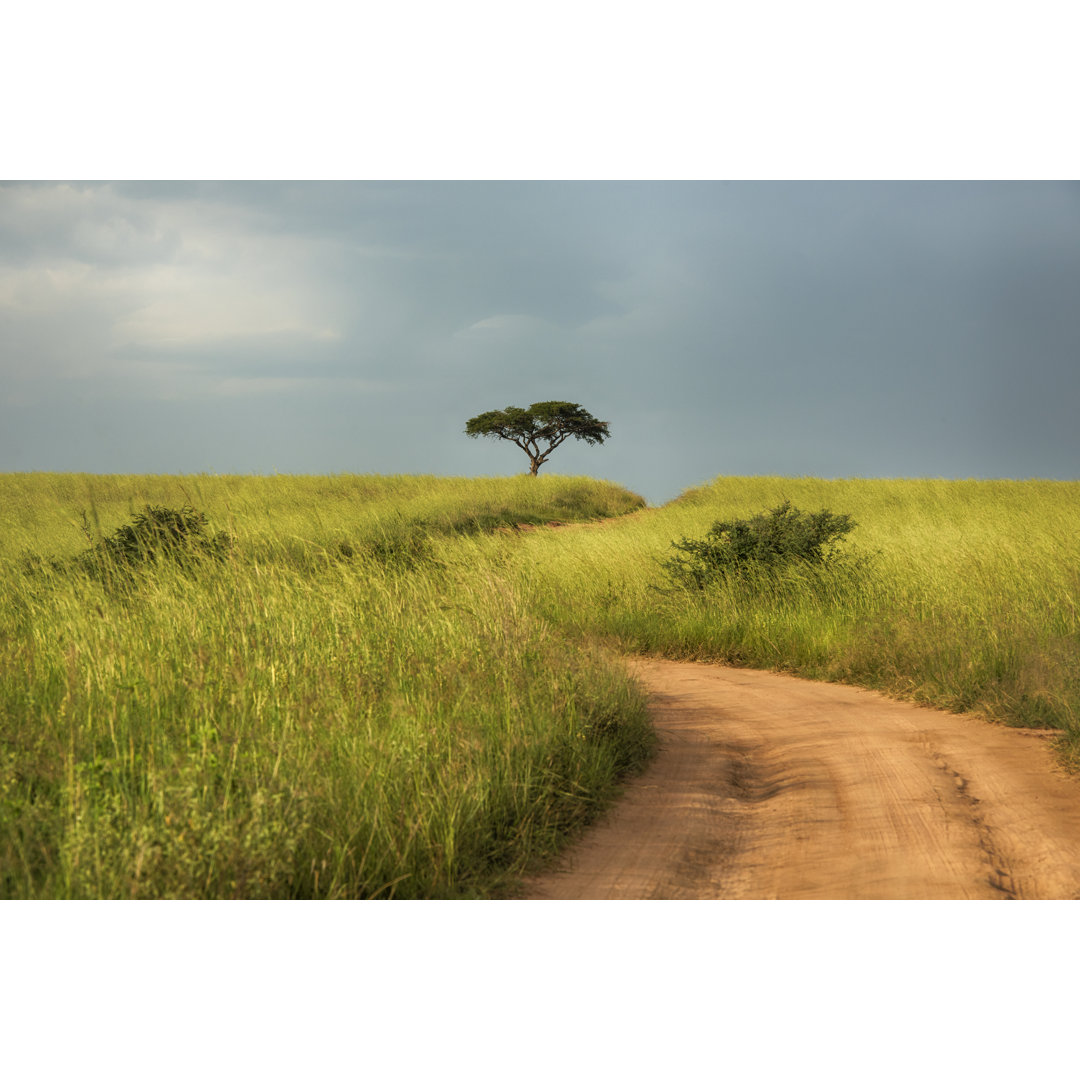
[522, 659, 1080, 899]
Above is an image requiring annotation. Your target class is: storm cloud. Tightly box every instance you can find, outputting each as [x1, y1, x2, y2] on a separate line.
[2, 180, 1078, 502]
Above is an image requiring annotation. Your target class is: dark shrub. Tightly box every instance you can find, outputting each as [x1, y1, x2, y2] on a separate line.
[664, 501, 857, 589]
[79, 505, 232, 572]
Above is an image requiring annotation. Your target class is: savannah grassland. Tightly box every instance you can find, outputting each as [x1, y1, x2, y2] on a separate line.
[3, 473, 1079, 899]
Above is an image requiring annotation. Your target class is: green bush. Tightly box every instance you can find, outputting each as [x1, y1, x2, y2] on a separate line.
[79, 504, 232, 571]
[663, 500, 857, 589]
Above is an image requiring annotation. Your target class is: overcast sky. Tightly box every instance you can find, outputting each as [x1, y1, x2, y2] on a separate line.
[2, 180, 1078, 504]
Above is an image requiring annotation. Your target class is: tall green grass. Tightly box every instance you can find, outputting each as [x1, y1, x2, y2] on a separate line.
[1, 472, 645, 564]
[0, 474, 652, 899]
[499, 477, 1080, 755]
[6, 472, 1078, 899]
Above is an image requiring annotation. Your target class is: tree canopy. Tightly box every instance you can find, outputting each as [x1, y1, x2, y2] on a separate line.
[465, 401, 610, 475]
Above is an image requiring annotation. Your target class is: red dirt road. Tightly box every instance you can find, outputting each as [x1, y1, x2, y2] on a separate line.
[523, 659, 1080, 900]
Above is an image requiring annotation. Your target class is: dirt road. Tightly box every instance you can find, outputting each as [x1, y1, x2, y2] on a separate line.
[523, 659, 1080, 899]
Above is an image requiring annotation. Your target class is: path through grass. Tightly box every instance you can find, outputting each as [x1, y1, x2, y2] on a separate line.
[5, 472, 1078, 898]
[503, 477, 1080, 748]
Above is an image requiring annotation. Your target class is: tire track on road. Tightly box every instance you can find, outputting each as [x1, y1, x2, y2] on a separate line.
[522, 659, 1080, 900]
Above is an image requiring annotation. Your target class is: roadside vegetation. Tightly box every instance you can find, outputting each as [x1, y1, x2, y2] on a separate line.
[499, 477, 1080, 755]
[0, 474, 651, 899]
[4, 472, 1079, 899]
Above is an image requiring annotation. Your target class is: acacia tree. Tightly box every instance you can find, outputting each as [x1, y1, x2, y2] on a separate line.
[465, 401, 610, 476]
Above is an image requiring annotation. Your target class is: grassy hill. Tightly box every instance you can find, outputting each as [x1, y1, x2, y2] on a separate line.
[0, 474, 651, 899]
[503, 476, 1080, 735]
[3, 472, 1078, 898]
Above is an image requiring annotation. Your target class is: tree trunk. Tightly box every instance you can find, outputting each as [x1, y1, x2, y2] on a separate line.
[529, 457, 541, 475]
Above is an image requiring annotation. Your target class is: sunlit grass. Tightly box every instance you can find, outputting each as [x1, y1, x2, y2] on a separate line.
[0, 474, 652, 899]
[500, 477, 1080, 743]
[5, 472, 1078, 899]
[0, 472, 645, 562]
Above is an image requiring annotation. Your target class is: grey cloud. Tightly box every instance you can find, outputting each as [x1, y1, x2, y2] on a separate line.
[0, 182, 184, 268]
[3, 181, 1080, 503]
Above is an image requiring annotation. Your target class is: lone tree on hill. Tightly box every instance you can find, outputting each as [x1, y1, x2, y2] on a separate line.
[465, 401, 610, 476]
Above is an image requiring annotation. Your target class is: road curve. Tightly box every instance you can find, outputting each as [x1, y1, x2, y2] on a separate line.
[522, 659, 1080, 900]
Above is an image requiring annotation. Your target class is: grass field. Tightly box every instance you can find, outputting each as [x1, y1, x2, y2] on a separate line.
[503, 476, 1080, 741]
[0, 474, 652, 899]
[3, 472, 1078, 898]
